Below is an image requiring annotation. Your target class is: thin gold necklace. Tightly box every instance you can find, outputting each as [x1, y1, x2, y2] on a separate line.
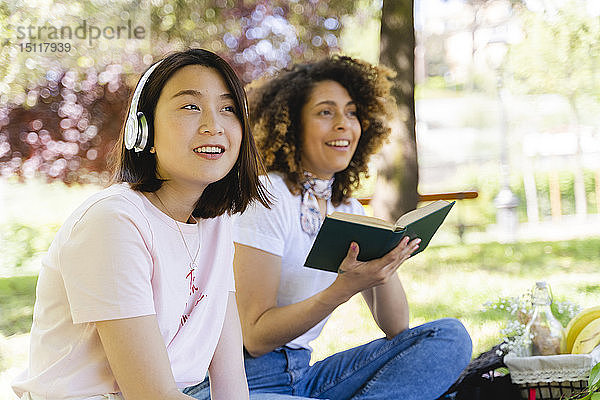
[154, 192, 201, 270]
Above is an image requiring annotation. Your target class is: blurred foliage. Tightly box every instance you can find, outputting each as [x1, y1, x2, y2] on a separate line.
[0, 0, 371, 184]
[507, 0, 600, 109]
[150, 0, 359, 82]
[0, 275, 37, 336]
[0, 221, 59, 271]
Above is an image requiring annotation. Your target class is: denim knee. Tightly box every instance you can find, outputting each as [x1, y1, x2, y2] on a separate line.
[431, 317, 473, 366]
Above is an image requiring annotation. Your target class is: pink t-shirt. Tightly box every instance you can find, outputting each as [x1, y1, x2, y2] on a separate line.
[12, 184, 235, 399]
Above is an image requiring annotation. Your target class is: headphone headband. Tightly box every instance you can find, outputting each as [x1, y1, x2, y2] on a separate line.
[124, 59, 165, 152]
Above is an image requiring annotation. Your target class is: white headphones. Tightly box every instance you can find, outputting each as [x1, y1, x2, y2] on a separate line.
[124, 60, 164, 152]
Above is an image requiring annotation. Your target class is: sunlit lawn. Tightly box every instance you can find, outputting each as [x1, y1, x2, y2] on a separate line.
[1, 179, 599, 398]
[312, 239, 600, 362]
[1, 239, 599, 399]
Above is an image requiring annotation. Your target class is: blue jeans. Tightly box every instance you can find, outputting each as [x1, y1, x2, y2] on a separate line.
[184, 318, 472, 400]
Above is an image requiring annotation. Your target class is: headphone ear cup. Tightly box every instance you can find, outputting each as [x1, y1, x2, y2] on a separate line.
[136, 112, 149, 152]
[123, 59, 163, 152]
[124, 115, 137, 151]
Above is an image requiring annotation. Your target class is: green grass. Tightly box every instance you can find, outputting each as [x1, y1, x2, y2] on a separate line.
[311, 238, 600, 362]
[1, 239, 599, 375]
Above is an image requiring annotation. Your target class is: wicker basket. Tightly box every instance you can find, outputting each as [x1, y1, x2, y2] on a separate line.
[505, 346, 600, 400]
[517, 379, 587, 400]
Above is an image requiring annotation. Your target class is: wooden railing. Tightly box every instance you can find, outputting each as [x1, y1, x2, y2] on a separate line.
[357, 191, 479, 206]
[358, 191, 479, 241]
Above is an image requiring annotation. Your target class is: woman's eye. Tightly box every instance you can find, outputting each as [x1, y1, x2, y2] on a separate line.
[222, 105, 236, 113]
[347, 110, 358, 118]
[318, 109, 332, 116]
[182, 104, 199, 111]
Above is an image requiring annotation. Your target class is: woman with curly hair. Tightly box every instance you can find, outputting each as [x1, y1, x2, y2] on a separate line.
[185, 56, 472, 400]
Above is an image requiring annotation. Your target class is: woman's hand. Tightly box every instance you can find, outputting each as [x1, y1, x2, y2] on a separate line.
[234, 238, 419, 357]
[330, 237, 421, 301]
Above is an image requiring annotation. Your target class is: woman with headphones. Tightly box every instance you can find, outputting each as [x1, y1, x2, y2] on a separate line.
[12, 49, 269, 400]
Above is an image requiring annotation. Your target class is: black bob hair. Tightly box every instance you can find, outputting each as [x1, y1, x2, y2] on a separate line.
[110, 48, 270, 218]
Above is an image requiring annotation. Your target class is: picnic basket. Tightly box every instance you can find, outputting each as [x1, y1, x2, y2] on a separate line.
[504, 345, 600, 400]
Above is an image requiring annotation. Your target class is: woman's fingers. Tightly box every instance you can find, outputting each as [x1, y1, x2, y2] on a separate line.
[336, 237, 420, 289]
[380, 237, 421, 271]
[338, 241, 360, 274]
[404, 237, 421, 257]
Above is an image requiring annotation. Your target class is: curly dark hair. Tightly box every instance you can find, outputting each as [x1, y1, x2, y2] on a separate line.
[247, 55, 396, 206]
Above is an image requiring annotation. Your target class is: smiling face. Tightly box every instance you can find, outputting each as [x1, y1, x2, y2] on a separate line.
[152, 65, 242, 191]
[299, 80, 362, 180]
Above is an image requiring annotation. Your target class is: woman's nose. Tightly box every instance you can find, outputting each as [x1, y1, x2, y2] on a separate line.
[335, 114, 350, 131]
[199, 110, 224, 135]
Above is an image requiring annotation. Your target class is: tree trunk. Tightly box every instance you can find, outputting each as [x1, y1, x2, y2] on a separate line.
[371, 0, 418, 220]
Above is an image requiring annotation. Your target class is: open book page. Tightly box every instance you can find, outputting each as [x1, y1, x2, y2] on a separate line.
[394, 200, 452, 228]
[329, 200, 452, 231]
[328, 212, 395, 230]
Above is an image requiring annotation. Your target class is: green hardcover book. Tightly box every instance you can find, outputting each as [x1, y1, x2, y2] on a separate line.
[304, 200, 455, 273]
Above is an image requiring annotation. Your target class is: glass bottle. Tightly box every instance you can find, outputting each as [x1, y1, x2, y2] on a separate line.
[523, 281, 565, 356]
